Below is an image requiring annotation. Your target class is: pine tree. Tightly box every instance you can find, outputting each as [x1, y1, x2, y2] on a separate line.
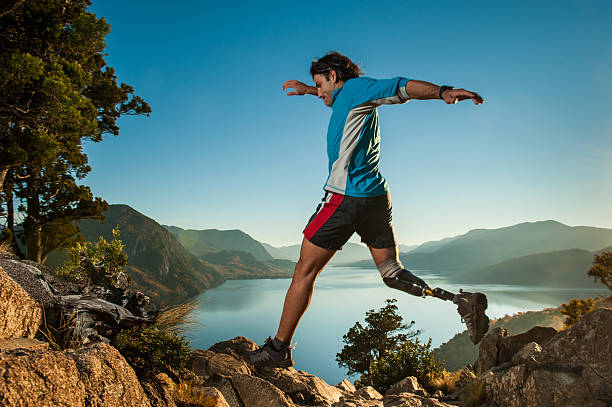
[0, 0, 150, 261]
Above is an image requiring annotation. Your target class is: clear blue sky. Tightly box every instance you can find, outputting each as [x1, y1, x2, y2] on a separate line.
[83, 0, 612, 247]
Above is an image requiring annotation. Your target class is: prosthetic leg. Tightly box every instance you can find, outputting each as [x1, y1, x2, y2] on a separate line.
[377, 259, 455, 301]
[378, 259, 490, 344]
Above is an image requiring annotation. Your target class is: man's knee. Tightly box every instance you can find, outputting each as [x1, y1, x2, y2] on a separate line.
[292, 259, 320, 284]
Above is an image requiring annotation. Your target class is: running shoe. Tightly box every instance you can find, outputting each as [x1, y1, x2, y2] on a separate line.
[247, 337, 294, 368]
[453, 290, 490, 344]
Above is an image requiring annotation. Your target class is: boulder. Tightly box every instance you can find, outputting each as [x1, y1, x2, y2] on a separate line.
[354, 386, 383, 400]
[481, 309, 612, 407]
[385, 376, 427, 396]
[336, 378, 357, 393]
[0, 342, 150, 406]
[192, 349, 251, 377]
[382, 393, 457, 406]
[0, 264, 42, 339]
[141, 373, 178, 407]
[0, 258, 56, 309]
[264, 367, 344, 406]
[474, 325, 556, 375]
[206, 372, 294, 407]
[511, 341, 544, 365]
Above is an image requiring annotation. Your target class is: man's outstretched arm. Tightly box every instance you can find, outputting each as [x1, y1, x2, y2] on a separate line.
[282, 80, 317, 96]
[405, 80, 484, 105]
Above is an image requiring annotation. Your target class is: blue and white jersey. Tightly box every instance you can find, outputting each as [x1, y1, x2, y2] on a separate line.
[324, 76, 411, 197]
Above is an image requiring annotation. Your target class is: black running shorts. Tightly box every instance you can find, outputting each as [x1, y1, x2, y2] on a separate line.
[303, 192, 396, 251]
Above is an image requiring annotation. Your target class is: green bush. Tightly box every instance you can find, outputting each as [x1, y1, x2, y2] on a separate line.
[113, 327, 192, 374]
[359, 338, 442, 393]
[336, 299, 443, 393]
[58, 227, 129, 282]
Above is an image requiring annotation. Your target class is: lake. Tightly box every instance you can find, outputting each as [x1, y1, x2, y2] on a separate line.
[185, 266, 607, 384]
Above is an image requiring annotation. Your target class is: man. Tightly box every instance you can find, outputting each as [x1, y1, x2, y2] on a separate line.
[248, 52, 488, 368]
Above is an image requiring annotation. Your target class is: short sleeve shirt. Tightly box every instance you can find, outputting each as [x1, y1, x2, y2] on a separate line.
[324, 76, 411, 197]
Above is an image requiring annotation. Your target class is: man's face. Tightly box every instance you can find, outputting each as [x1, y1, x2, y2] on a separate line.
[313, 73, 336, 107]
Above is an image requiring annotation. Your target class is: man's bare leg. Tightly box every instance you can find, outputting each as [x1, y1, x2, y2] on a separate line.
[248, 238, 336, 368]
[275, 237, 336, 343]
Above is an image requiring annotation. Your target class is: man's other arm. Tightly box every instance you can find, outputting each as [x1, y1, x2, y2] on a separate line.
[282, 80, 317, 96]
[404, 80, 484, 105]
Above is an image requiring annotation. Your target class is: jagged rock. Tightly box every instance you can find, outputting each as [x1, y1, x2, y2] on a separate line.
[264, 367, 344, 406]
[336, 378, 357, 393]
[383, 393, 457, 406]
[473, 327, 508, 374]
[197, 387, 231, 407]
[497, 326, 556, 363]
[208, 335, 259, 359]
[333, 400, 383, 407]
[432, 390, 444, 398]
[511, 341, 544, 365]
[385, 376, 427, 396]
[0, 342, 150, 406]
[481, 309, 612, 406]
[0, 264, 42, 339]
[0, 258, 56, 309]
[206, 372, 294, 407]
[141, 373, 178, 407]
[192, 349, 252, 377]
[355, 386, 384, 400]
[0, 337, 49, 352]
[474, 325, 556, 375]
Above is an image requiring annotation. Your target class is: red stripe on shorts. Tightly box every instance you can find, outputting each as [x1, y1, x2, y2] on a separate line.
[303, 193, 345, 241]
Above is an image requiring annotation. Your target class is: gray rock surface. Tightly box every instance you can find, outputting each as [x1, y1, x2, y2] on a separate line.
[0, 265, 42, 339]
[475, 325, 557, 375]
[481, 308, 612, 407]
[385, 376, 427, 396]
[0, 342, 151, 406]
[0, 258, 56, 309]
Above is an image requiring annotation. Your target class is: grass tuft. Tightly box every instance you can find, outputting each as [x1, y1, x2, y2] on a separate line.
[427, 369, 461, 395]
[153, 300, 200, 334]
[174, 378, 213, 406]
[459, 379, 488, 407]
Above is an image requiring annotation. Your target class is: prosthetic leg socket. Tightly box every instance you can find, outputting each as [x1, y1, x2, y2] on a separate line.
[378, 259, 430, 297]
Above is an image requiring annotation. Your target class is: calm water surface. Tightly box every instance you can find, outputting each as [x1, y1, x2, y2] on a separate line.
[185, 266, 606, 384]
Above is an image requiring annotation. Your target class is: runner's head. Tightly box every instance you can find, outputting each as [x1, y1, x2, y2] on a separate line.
[311, 52, 361, 106]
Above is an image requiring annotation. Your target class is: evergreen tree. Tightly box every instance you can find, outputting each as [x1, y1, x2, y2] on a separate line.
[0, 0, 150, 261]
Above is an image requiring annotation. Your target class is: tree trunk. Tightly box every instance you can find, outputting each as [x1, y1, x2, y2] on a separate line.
[0, 165, 8, 195]
[24, 172, 43, 263]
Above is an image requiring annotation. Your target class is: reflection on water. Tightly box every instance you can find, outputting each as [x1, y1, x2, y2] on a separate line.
[186, 266, 608, 385]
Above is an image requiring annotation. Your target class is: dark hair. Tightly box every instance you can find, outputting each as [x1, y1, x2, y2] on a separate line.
[310, 51, 361, 82]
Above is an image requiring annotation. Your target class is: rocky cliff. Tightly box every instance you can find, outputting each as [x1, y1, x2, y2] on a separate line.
[1, 256, 611, 406]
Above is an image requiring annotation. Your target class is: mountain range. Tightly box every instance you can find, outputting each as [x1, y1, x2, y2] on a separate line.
[347, 220, 612, 288]
[44, 205, 612, 305]
[45, 205, 294, 307]
[262, 242, 417, 264]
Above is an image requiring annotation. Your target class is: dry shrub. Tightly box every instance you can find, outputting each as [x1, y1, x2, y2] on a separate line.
[427, 369, 461, 395]
[174, 378, 211, 407]
[460, 379, 487, 407]
[153, 299, 200, 334]
[38, 307, 83, 350]
[0, 239, 14, 255]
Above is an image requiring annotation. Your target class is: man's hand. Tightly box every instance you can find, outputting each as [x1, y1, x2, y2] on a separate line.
[282, 80, 317, 96]
[442, 88, 484, 105]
